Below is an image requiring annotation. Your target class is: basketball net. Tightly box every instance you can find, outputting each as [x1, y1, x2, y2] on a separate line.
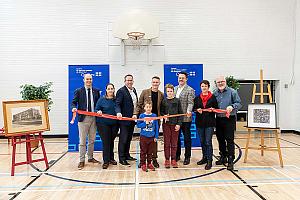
[124, 32, 145, 50]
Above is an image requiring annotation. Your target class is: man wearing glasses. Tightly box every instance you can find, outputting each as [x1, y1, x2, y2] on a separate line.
[214, 76, 242, 170]
[116, 74, 138, 166]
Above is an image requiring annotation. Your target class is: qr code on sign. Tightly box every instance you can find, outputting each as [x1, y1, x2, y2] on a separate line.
[253, 109, 270, 123]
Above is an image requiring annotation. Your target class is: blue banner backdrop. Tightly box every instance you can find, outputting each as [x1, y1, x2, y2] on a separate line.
[68, 65, 109, 152]
[164, 64, 203, 147]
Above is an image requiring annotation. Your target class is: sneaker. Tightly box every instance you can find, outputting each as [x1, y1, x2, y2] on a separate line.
[171, 160, 178, 168]
[164, 160, 171, 169]
[78, 162, 84, 170]
[152, 159, 160, 168]
[141, 164, 148, 172]
[148, 163, 155, 171]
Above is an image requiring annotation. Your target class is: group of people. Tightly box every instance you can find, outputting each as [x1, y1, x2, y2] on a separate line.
[71, 72, 241, 172]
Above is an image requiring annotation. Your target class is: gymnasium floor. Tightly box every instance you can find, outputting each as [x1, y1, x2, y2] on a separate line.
[0, 133, 300, 200]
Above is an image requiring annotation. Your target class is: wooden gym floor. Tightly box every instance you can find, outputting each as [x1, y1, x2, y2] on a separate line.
[0, 133, 300, 200]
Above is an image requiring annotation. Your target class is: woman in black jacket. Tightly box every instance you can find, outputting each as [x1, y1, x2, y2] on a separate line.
[193, 80, 218, 170]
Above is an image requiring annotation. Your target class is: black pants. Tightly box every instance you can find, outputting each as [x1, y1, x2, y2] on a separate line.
[176, 122, 192, 159]
[216, 116, 236, 158]
[118, 123, 135, 162]
[97, 123, 118, 163]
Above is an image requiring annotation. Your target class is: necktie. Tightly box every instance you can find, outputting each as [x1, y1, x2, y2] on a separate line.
[87, 88, 92, 112]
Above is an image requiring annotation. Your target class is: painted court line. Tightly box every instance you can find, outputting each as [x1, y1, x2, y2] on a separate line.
[0, 169, 136, 176]
[135, 142, 139, 200]
[272, 167, 296, 181]
[138, 181, 300, 189]
[0, 181, 300, 194]
[0, 165, 297, 177]
[0, 186, 135, 193]
[1, 177, 300, 191]
[0, 152, 64, 155]
[291, 165, 300, 171]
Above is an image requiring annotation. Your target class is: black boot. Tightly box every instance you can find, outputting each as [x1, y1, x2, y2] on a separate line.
[205, 160, 212, 170]
[227, 156, 234, 171]
[197, 157, 207, 165]
[215, 153, 228, 165]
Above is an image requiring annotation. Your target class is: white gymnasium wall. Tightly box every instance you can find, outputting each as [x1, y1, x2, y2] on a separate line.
[0, 0, 297, 134]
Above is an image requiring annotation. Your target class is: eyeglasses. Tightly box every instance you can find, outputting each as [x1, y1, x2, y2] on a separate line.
[216, 81, 225, 84]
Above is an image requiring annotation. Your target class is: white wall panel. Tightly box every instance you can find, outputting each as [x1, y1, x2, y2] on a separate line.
[0, 0, 298, 134]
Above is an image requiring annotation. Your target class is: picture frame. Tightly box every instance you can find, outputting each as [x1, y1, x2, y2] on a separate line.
[247, 103, 277, 129]
[2, 100, 50, 136]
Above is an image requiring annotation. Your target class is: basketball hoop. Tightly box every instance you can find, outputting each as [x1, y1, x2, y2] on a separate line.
[126, 32, 145, 49]
[127, 32, 145, 40]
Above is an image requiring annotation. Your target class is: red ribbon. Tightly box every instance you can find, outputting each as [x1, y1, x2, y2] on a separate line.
[70, 110, 188, 124]
[201, 108, 230, 118]
[70, 108, 230, 124]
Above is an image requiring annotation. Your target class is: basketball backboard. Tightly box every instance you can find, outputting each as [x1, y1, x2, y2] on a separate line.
[112, 9, 159, 40]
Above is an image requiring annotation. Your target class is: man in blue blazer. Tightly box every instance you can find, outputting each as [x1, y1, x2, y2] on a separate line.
[71, 73, 101, 170]
[115, 74, 138, 166]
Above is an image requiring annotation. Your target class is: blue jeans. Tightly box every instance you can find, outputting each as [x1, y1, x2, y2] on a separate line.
[197, 127, 214, 161]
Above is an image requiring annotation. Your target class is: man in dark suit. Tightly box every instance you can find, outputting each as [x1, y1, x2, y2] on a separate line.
[116, 74, 138, 166]
[71, 73, 101, 170]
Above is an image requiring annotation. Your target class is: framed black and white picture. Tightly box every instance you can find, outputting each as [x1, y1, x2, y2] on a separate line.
[247, 103, 277, 129]
[2, 100, 50, 136]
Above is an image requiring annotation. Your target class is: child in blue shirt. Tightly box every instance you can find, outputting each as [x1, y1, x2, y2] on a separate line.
[137, 101, 159, 172]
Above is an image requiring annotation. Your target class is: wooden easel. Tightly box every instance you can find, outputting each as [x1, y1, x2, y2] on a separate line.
[244, 69, 283, 167]
[9, 131, 49, 176]
[251, 69, 273, 104]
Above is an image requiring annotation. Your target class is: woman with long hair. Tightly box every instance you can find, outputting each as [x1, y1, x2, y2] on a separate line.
[95, 83, 119, 169]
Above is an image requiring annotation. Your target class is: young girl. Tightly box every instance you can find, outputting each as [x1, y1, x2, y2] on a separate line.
[137, 101, 159, 172]
[160, 84, 183, 168]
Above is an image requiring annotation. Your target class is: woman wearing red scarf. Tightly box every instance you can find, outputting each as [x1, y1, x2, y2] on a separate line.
[193, 80, 218, 170]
